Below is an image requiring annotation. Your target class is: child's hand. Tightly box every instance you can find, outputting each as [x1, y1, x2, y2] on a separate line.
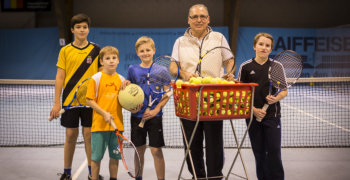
[129, 103, 143, 113]
[120, 80, 131, 90]
[141, 107, 160, 121]
[103, 112, 114, 123]
[253, 107, 266, 120]
[266, 95, 278, 105]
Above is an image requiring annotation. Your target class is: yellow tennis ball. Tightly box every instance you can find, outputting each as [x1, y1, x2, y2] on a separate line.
[202, 91, 208, 97]
[221, 110, 226, 115]
[229, 91, 234, 96]
[202, 76, 212, 84]
[176, 79, 184, 88]
[193, 78, 201, 84]
[118, 84, 144, 110]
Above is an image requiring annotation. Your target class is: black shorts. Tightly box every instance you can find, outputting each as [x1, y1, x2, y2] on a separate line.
[61, 107, 92, 128]
[130, 116, 165, 148]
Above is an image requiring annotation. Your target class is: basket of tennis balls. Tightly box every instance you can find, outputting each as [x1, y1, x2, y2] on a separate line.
[172, 76, 258, 121]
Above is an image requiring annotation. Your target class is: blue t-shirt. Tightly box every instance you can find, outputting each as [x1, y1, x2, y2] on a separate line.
[127, 64, 170, 118]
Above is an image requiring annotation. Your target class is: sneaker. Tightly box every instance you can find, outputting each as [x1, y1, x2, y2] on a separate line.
[88, 174, 104, 180]
[58, 172, 72, 180]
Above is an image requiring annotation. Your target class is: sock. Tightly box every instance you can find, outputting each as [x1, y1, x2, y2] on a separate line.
[88, 166, 91, 175]
[64, 168, 71, 176]
[136, 177, 142, 180]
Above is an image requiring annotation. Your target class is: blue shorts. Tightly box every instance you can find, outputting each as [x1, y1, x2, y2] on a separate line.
[91, 131, 122, 162]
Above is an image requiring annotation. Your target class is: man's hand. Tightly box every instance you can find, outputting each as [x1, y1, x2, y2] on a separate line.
[222, 73, 235, 81]
[181, 70, 198, 81]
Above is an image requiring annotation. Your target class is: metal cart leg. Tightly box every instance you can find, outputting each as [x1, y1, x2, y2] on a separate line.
[225, 120, 249, 180]
[225, 85, 256, 180]
[178, 87, 204, 180]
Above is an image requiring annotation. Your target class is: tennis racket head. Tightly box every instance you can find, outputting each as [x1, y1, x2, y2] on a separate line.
[271, 50, 303, 89]
[148, 55, 179, 94]
[110, 121, 141, 178]
[119, 138, 141, 178]
[75, 78, 91, 106]
[195, 46, 234, 77]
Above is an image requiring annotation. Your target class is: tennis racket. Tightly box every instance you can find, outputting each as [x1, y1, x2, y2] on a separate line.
[195, 46, 235, 78]
[138, 55, 179, 128]
[110, 121, 141, 178]
[48, 77, 91, 121]
[256, 50, 303, 122]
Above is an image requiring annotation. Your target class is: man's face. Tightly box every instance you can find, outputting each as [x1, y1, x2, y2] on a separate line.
[188, 6, 210, 34]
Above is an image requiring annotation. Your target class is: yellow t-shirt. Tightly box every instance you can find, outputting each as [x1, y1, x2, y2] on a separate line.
[57, 42, 100, 106]
[86, 71, 125, 132]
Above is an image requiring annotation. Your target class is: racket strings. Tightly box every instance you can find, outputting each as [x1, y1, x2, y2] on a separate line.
[197, 46, 234, 77]
[149, 57, 174, 87]
[274, 51, 303, 87]
[270, 63, 288, 89]
[122, 141, 140, 177]
[76, 82, 89, 105]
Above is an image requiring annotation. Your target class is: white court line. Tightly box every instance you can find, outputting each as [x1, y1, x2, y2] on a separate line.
[301, 95, 350, 110]
[282, 103, 350, 133]
[72, 158, 87, 180]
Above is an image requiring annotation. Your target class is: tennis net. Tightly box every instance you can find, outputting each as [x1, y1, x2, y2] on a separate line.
[0, 77, 349, 148]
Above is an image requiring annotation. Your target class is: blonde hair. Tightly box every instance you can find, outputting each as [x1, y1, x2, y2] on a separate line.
[253, 33, 274, 49]
[99, 46, 119, 61]
[135, 36, 155, 51]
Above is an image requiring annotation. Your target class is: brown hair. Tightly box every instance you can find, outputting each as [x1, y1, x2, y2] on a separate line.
[135, 36, 155, 51]
[70, 13, 91, 29]
[253, 32, 274, 49]
[99, 46, 119, 61]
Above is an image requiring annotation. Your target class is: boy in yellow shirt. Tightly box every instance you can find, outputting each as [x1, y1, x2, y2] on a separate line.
[49, 13, 102, 180]
[86, 46, 141, 180]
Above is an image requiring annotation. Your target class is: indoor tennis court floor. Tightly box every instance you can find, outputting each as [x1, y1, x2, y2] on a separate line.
[0, 147, 349, 180]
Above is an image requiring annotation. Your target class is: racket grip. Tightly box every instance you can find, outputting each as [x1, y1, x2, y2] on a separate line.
[165, 89, 173, 97]
[256, 104, 269, 122]
[110, 120, 117, 130]
[138, 119, 146, 128]
[48, 109, 65, 121]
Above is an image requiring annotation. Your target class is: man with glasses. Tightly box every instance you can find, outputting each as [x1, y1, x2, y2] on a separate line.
[171, 4, 235, 180]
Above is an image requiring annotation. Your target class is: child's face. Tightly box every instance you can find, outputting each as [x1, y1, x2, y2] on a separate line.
[254, 36, 272, 59]
[101, 53, 119, 73]
[136, 43, 155, 64]
[71, 22, 89, 41]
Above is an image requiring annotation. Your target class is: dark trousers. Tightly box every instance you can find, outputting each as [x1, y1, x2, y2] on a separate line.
[181, 118, 224, 180]
[247, 117, 284, 180]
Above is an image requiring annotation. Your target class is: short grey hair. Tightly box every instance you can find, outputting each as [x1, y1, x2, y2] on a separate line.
[188, 4, 209, 17]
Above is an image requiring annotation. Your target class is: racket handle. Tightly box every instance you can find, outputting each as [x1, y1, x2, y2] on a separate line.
[110, 120, 117, 130]
[256, 104, 269, 122]
[138, 119, 146, 128]
[48, 109, 65, 121]
[165, 89, 173, 97]
[139, 107, 150, 128]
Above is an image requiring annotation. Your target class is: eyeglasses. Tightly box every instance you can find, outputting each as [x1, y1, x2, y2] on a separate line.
[189, 15, 208, 21]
